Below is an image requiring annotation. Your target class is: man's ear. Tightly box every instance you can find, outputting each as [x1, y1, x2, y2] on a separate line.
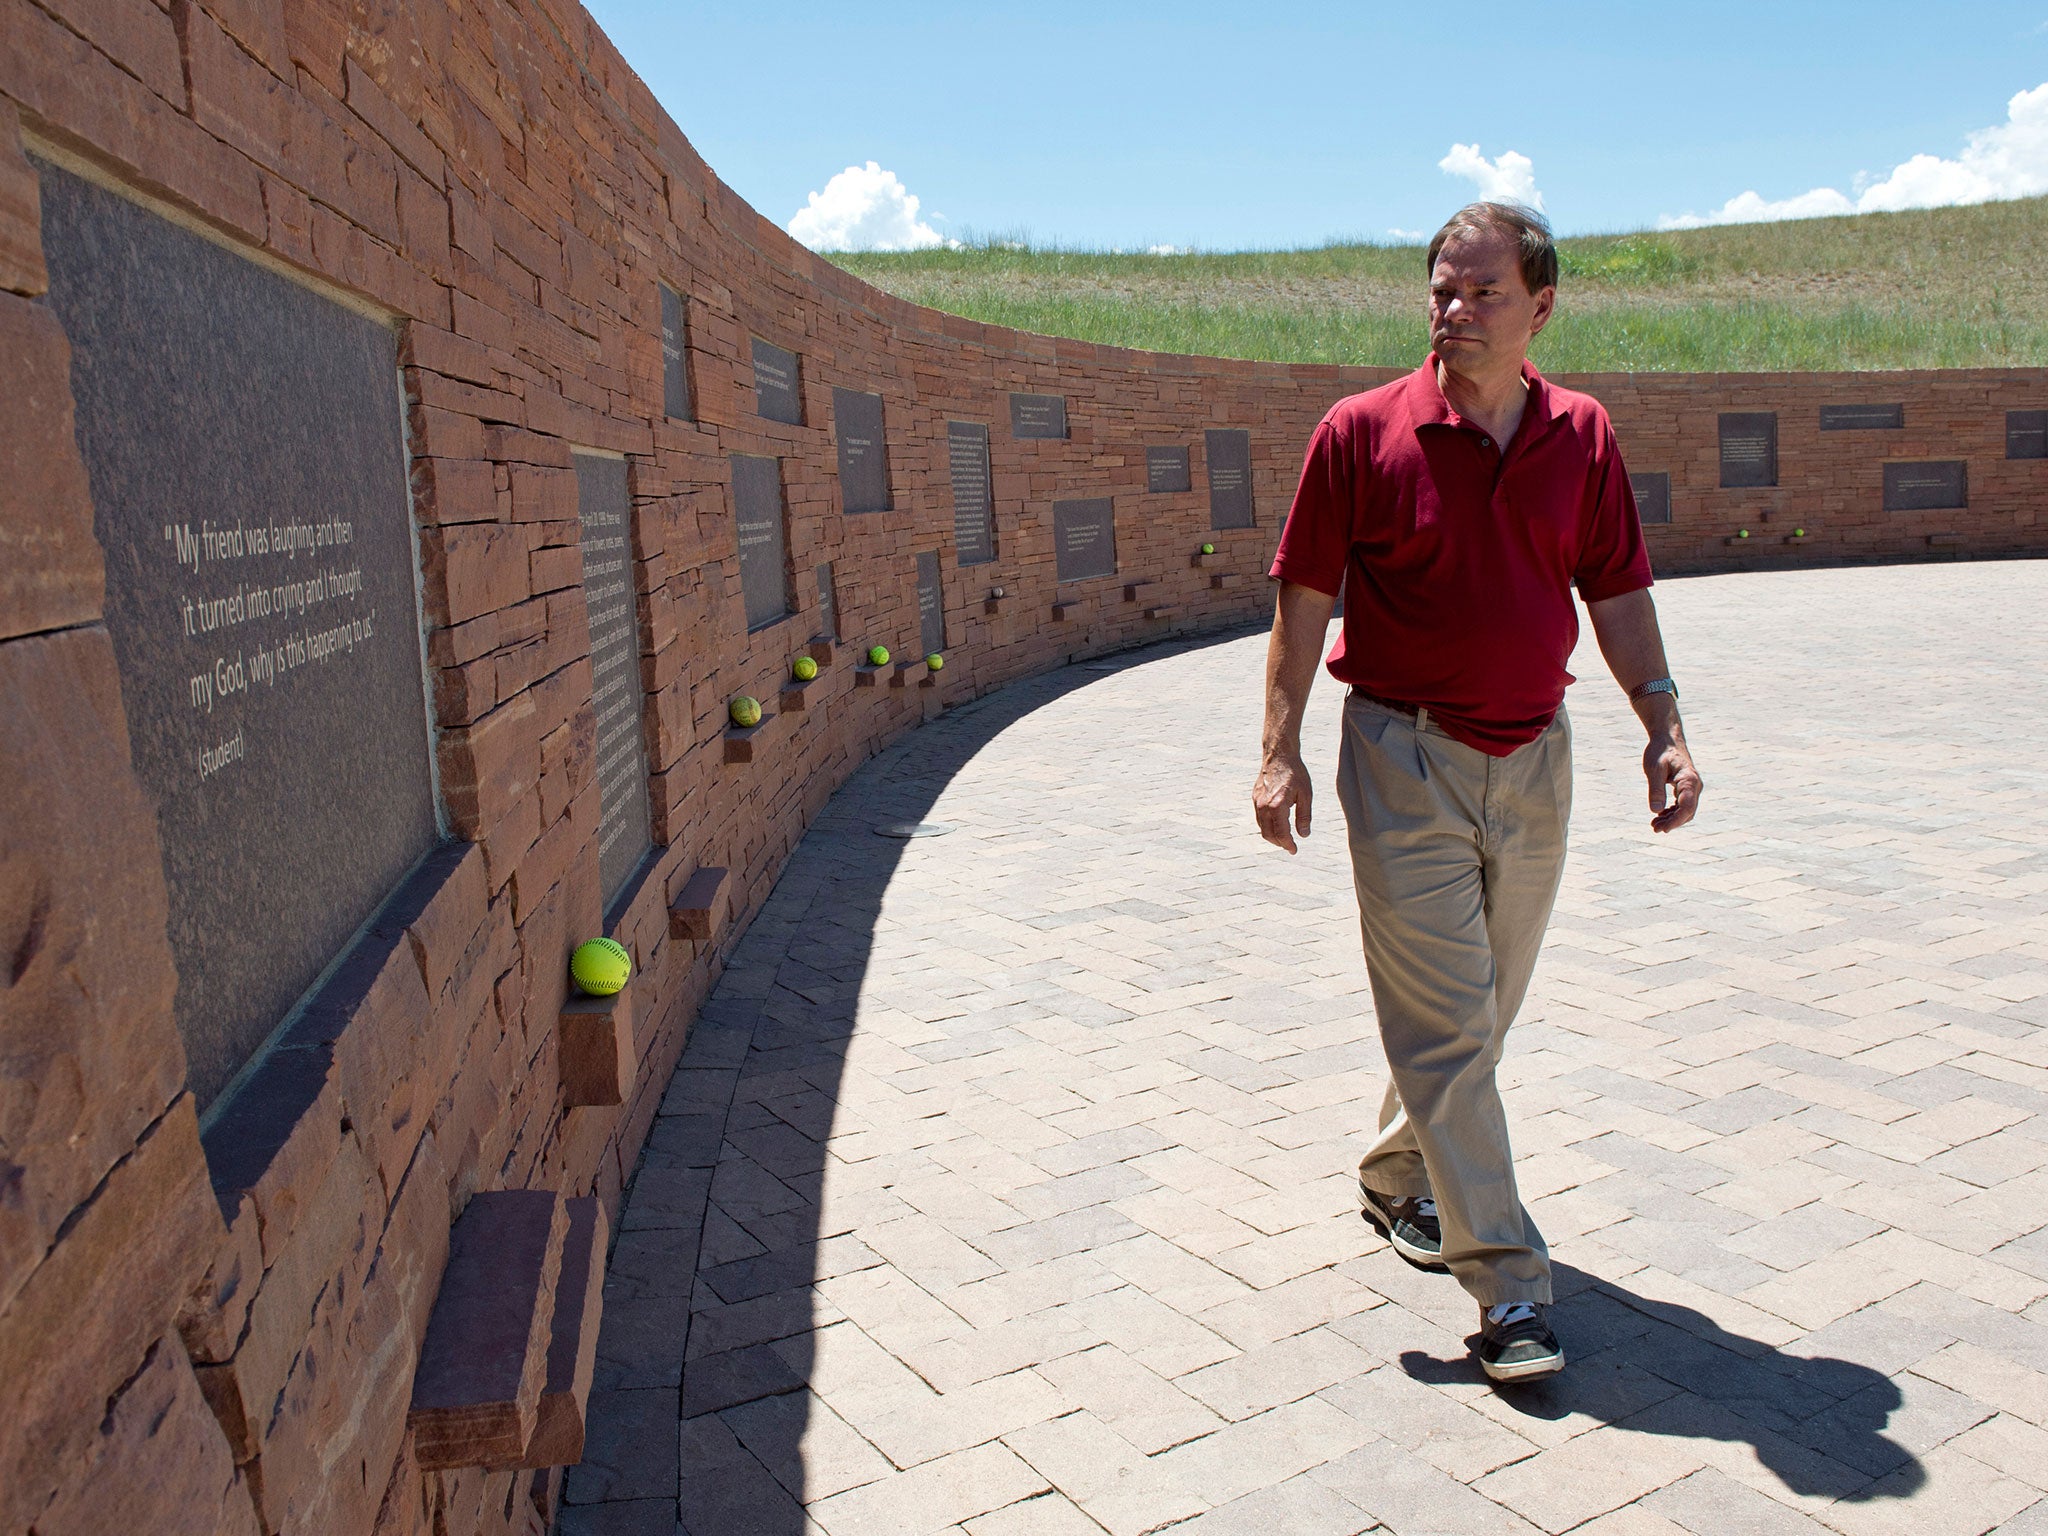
[1528, 285, 1557, 338]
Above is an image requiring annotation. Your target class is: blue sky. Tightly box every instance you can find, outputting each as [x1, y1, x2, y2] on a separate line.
[584, 1, 2048, 249]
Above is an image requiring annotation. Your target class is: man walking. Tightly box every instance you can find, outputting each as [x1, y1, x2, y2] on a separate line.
[1252, 203, 1702, 1382]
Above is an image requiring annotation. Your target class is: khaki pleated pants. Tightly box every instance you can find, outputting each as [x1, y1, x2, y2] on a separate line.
[1335, 691, 1572, 1306]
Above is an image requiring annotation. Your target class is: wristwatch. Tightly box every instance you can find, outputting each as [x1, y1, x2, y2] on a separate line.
[1629, 677, 1679, 702]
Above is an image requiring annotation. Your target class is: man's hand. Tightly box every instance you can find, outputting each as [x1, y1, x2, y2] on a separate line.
[1253, 752, 1314, 854]
[1646, 729, 1702, 833]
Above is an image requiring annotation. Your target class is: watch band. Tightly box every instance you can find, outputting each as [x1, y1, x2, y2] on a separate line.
[1629, 677, 1679, 702]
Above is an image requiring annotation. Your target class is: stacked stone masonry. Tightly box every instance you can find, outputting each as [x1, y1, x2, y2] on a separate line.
[0, 0, 2042, 1533]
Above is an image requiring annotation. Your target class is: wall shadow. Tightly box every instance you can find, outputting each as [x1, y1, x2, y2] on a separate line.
[1398, 1262, 1927, 1503]
[562, 628, 1262, 1535]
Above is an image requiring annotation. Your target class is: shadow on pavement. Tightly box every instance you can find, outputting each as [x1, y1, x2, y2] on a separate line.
[1399, 1262, 1926, 1503]
[562, 629, 1261, 1536]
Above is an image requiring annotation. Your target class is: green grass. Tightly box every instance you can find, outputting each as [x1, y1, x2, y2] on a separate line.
[829, 197, 2048, 372]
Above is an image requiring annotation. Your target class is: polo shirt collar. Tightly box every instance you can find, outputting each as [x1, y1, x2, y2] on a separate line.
[1409, 355, 1567, 443]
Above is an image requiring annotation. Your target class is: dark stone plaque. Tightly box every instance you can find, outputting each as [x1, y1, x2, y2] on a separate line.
[1718, 413, 1778, 488]
[815, 562, 840, 639]
[1010, 392, 1068, 440]
[731, 454, 791, 630]
[1206, 429, 1254, 530]
[575, 454, 653, 907]
[2009, 410, 2048, 460]
[752, 337, 803, 425]
[1820, 403, 1902, 431]
[833, 387, 891, 514]
[1053, 497, 1117, 583]
[660, 283, 691, 422]
[1630, 471, 1673, 526]
[36, 160, 437, 1107]
[1882, 461, 1967, 511]
[947, 421, 997, 567]
[1147, 445, 1191, 494]
[916, 550, 946, 657]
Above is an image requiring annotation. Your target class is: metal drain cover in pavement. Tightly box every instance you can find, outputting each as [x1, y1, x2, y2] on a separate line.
[874, 822, 955, 839]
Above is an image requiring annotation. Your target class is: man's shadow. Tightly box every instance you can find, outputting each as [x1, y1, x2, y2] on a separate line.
[1399, 1263, 1926, 1501]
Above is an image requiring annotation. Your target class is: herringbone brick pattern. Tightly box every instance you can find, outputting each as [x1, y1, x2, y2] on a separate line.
[569, 561, 2048, 1536]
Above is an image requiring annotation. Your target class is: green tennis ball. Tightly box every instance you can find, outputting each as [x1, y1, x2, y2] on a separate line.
[868, 645, 890, 667]
[570, 937, 630, 997]
[729, 695, 762, 728]
[1795, 527, 1807, 538]
[1200, 543, 1215, 555]
[1738, 529, 1750, 539]
[792, 655, 818, 682]
[925, 652, 944, 671]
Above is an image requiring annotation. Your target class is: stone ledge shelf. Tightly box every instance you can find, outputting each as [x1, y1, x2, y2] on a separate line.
[668, 866, 728, 942]
[520, 1197, 607, 1469]
[559, 988, 634, 1107]
[1929, 532, 1964, 548]
[1051, 600, 1083, 622]
[408, 1190, 567, 1472]
[1190, 551, 1223, 570]
[891, 662, 937, 690]
[1122, 580, 1155, 603]
[723, 711, 778, 763]
[779, 676, 821, 713]
[1144, 605, 1180, 621]
[853, 663, 888, 688]
[1210, 573, 1244, 590]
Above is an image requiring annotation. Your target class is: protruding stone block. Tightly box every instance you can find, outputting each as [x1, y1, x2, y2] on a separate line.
[407, 1190, 567, 1471]
[723, 711, 777, 763]
[668, 867, 728, 942]
[559, 991, 634, 1108]
[522, 1197, 608, 1468]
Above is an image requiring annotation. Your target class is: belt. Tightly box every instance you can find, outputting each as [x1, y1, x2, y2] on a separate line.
[1349, 687, 1419, 717]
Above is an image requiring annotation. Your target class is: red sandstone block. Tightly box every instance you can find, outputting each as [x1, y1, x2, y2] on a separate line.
[47, 0, 185, 103]
[30, 1335, 260, 1536]
[0, 102, 47, 297]
[0, 1096, 225, 1535]
[521, 1197, 605, 1468]
[0, 295, 104, 640]
[420, 521, 532, 627]
[408, 1189, 567, 1470]
[668, 865, 728, 942]
[413, 455, 500, 526]
[345, 54, 445, 183]
[560, 989, 634, 1108]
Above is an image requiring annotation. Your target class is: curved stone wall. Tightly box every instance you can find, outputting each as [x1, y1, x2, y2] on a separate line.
[0, 0, 2043, 1532]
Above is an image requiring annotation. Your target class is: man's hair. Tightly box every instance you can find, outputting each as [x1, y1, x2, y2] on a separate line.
[1427, 202, 1558, 295]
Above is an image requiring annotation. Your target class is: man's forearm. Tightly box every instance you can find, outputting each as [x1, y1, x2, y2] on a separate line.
[1586, 588, 1683, 737]
[1262, 581, 1337, 759]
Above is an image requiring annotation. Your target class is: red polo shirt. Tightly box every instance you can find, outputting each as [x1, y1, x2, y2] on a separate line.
[1270, 357, 1652, 756]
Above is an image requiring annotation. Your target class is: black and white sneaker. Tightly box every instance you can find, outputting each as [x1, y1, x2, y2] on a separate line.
[1359, 1182, 1448, 1271]
[1476, 1303, 1564, 1382]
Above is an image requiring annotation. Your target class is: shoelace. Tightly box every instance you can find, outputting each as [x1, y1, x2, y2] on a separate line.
[1414, 1197, 1437, 1219]
[1486, 1302, 1538, 1327]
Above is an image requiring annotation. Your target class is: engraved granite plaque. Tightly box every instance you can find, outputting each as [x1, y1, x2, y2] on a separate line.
[1820, 403, 1902, 431]
[1882, 461, 1967, 511]
[1206, 429, 1254, 529]
[36, 159, 437, 1107]
[2009, 410, 2048, 460]
[1053, 497, 1117, 583]
[732, 454, 792, 630]
[752, 337, 803, 425]
[660, 283, 691, 421]
[1010, 392, 1068, 440]
[575, 454, 653, 906]
[816, 562, 840, 639]
[833, 387, 890, 514]
[917, 550, 946, 657]
[1630, 471, 1673, 526]
[947, 421, 996, 566]
[1146, 445, 1191, 494]
[1719, 413, 1778, 488]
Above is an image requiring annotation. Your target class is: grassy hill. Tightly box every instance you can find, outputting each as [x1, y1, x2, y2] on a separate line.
[830, 197, 2048, 372]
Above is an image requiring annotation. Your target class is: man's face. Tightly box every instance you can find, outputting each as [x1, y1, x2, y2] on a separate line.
[1428, 232, 1555, 374]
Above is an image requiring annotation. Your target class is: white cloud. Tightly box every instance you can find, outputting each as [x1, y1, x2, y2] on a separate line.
[787, 161, 954, 251]
[1146, 243, 1190, 256]
[1660, 80, 2048, 229]
[1438, 143, 1545, 211]
[1387, 227, 1426, 242]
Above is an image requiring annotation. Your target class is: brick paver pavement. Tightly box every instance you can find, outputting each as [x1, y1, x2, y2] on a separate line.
[567, 561, 2048, 1536]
